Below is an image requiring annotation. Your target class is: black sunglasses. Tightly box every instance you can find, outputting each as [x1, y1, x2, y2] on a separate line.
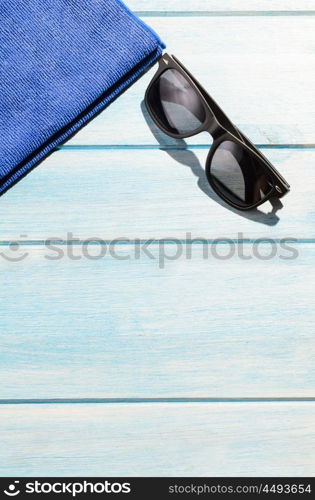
[145, 53, 290, 211]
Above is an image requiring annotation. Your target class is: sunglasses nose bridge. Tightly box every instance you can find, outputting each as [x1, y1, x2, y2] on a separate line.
[207, 117, 225, 140]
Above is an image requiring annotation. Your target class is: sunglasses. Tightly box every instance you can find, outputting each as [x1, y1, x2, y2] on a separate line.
[145, 53, 290, 211]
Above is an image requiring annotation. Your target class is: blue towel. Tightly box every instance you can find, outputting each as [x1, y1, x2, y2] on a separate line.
[0, 0, 165, 194]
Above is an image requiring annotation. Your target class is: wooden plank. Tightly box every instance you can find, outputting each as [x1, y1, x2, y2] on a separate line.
[128, 1, 315, 13]
[0, 148, 313, 240]
[67, 16, 315, 146]
[1, 402, 314, 476]
[0, 244, 314, 399]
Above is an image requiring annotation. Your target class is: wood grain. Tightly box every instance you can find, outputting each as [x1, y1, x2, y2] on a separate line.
[1, 1, 314, 478]
[0, 148, 313, 240]
[0, 243, 314, 399]
[128, 1, 315, 13]
[1, 403, 314, 476]
[66, 15, 315, 146]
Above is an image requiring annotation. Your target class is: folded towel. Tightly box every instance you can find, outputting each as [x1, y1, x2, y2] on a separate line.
[0, 0, 165, 194]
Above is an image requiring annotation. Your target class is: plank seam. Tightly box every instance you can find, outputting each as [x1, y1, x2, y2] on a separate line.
[0, 239, 314, 246]
[0, 398, 314, 405]
[59, 145, 315, 151]
[137, 10, 315, 17]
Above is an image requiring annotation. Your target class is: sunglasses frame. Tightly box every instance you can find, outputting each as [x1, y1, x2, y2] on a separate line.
[145, 53, 290, 211]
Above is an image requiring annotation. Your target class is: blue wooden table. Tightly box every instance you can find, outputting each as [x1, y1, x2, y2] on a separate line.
[1, 0, 315, 476]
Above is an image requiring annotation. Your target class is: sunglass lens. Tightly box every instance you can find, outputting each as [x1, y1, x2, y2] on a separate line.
[147, 69, 206, 135]
[209, 141, 273, 208]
